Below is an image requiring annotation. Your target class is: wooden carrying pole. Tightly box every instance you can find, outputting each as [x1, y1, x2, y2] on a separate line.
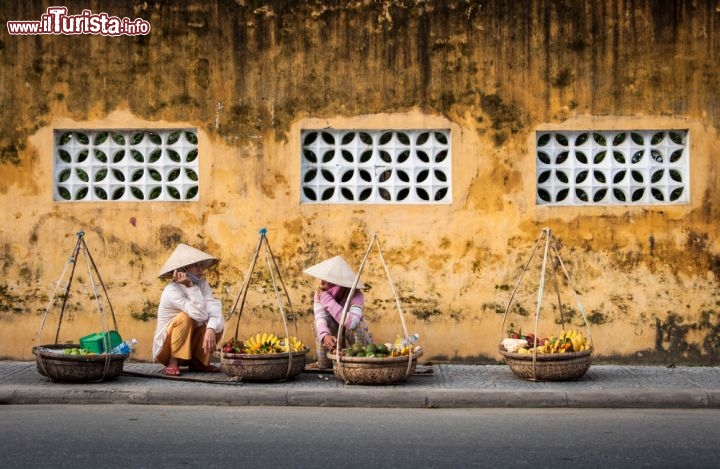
[36, 230, 119, 379]
[222, 228, 297, 380]
[500, 227, 594, 380]
[334, 233, 414, 382]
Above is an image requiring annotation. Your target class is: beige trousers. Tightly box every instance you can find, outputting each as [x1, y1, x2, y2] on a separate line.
[155, 312, 218, 366]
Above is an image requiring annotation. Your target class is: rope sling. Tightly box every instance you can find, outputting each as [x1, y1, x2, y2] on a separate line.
[500, 227, 594, 381]
[221, 228, 299, 381]
[332, 233, 417, 384]
[35, 230, 121, 381]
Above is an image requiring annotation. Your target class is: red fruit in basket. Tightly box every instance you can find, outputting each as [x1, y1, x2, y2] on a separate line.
[510, 333, 520, 339]
[222, 344, 234, 353]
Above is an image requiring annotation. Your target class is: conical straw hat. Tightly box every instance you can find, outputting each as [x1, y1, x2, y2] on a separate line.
[303, 255, 364, 288]
[157, 243, 219, 278]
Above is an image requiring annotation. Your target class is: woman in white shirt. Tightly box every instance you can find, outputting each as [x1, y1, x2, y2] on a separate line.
[152, 243, 223, 376]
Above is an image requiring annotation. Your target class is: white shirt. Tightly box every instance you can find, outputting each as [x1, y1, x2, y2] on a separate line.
[152, 279, 223, 360]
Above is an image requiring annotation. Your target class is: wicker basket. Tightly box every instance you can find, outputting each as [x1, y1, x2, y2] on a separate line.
[327, 350, 423, 385]
[32, 344, 126, 383]
[498, 346, 592, 381]
[219, 347, 308, 382]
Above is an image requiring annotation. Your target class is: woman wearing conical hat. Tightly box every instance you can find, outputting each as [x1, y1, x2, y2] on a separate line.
[152, 243, 224, 376]
[304, 255, 373, 368]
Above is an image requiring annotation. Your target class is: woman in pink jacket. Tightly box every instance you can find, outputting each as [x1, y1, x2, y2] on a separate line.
[304, 255, 373, 368]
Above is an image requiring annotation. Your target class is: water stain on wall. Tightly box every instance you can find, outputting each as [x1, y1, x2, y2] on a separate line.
[0, 2, 719, 362]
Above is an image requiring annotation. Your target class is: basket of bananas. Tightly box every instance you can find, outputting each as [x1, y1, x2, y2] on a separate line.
[219, 332, 308, 382]
[220, 229, 308, 382]
[327, 336, 423, 385]
[498, 329, 593, 381]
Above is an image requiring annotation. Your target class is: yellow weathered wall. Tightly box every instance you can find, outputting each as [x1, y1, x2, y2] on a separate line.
[1, 1, 719, 364]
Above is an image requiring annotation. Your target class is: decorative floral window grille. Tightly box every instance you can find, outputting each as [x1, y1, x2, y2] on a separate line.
[536, 130, 689, 206]
[54, 129, 199, 202]
[300, 129, 451, 204]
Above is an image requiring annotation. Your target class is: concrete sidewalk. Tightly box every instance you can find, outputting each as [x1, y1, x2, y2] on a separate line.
[1, 360, 719, 408]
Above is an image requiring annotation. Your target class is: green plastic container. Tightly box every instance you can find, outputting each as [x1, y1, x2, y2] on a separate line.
[79, 331, 122, 354]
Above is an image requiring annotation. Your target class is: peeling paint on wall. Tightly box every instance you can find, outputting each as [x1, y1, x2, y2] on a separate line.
[0, 1, 719, 363]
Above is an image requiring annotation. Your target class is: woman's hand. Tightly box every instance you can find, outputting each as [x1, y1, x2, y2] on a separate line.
[315, 287, 330, 303]
[173, 269, 193, 288]
[322, 334, 337, 350]
[203, 328, 217, 354]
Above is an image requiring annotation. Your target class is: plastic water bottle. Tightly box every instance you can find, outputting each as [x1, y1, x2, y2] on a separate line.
[109, 338, 137, 355]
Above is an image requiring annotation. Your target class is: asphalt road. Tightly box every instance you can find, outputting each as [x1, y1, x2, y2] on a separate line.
[1, 406, 719, 468]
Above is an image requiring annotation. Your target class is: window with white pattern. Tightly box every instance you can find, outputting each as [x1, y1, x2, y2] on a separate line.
[300, 129, 451, 204]
[54, 129, 198, 202]
[536, 130, 689, 205]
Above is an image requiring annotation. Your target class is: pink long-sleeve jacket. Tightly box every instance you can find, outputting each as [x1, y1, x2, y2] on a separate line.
[313, 285, 365, 343]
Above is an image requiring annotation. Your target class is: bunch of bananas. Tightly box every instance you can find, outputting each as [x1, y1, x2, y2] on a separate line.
[243, 332, 281, 354]
[277, 336, 305, 353]
[240, 332, 305, 354]
[516, 329, 591, 354]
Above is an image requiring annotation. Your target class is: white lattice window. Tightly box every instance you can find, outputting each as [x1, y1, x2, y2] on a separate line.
[536, 130, 689, 205]
[54, 129, 199, 202]
[300, 129, 451, 204]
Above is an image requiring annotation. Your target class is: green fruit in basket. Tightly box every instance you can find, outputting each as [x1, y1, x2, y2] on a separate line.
[376, 344, 389, 354]
[365, 351, 376, 358]
[365, 344, 378, 354]
[343, 348, 354, 356]
[376, 353, 388, 358]
[351, 343, 363, 354]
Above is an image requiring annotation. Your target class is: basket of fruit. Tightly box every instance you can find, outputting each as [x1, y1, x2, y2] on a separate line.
[218, 333, 308, 382]
[328, 339, 423, 385]
[327, 234, 425, 385]
[34, 231, 129, 383]
[32, 344, 126, 383]
[498, 329, 593, 381]
[499, 228, 595, 382]
[219, 229, 309, 382]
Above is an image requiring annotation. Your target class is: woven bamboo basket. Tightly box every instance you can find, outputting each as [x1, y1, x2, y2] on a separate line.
[32, 344, 126, 383]
[219, 347, 308, 382]
[498, 346, 592, 381]
[499, 228, 594, 382]
[327, 234, 424, 385]
[220, 229, 306, 383]
[327, 350, 422, 385]
[35, 231, 127, 384]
